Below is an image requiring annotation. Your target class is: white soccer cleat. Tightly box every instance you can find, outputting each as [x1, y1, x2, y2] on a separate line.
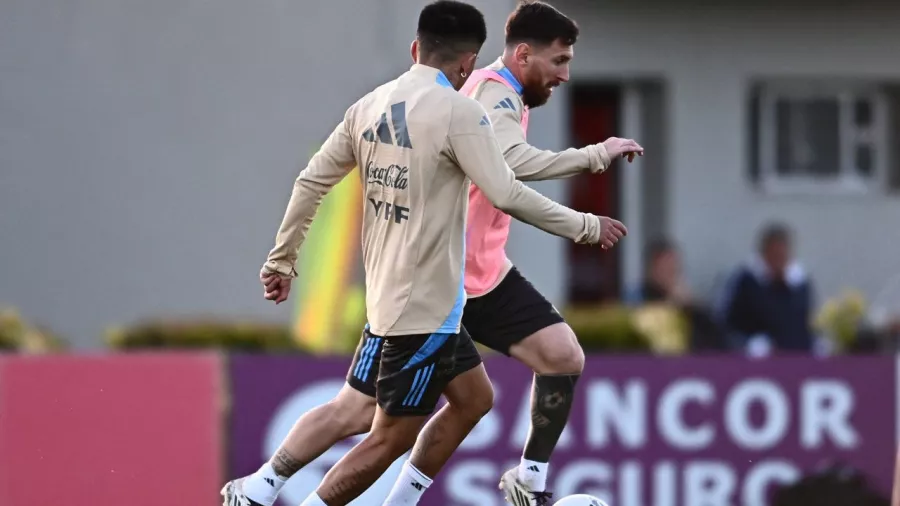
[221, 477, 267, 506]
[499, 468, 554, 506]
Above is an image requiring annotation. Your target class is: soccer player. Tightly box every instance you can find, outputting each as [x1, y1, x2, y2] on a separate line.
[223, 2, 628, 506]
[383, 4, 641, 506]
[223, 3, 642, 506]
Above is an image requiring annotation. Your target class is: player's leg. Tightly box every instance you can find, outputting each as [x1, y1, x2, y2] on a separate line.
[301, 333, 443, 505]
[466, 267, 582, 503]
[383, 333, 491, 505]
[301, 405, 427, 506]
[300, 331, 488, 506]
[242, 386, 376, 499]
[504, 323, 582, 498]
[271, 386, 376, 474]
[222, 329, 379, 506]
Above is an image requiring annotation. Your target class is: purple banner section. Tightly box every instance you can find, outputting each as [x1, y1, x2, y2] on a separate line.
[229, 355, 895, 506]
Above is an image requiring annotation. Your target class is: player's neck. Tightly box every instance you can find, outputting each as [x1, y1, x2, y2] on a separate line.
[417, 57, 463, 89]
[500, 51, 525, 86]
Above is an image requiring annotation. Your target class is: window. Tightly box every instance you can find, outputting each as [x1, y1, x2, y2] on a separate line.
[750, 81, 890, 194]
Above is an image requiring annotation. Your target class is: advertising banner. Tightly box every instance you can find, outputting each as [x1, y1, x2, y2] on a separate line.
[0, 353, 224, 506]
[229, 355, 894, 506]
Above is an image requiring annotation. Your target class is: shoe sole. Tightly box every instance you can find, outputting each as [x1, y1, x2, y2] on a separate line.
[498, 477, 520, 506]
[220, 482, 234, 506]
[499, 482, 511, 504]
[499, 472, 544, 506]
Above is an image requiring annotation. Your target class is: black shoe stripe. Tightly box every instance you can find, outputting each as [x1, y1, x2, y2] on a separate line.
[522, 488, 532, 506]
[516, 487, 529, 506]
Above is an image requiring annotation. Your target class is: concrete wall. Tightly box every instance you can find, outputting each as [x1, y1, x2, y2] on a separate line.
[558, 0, 900, 304]
[7, 0, 896, 348]
[0, 0, 529, 348]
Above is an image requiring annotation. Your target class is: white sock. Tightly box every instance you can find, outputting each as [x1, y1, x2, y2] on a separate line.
[299, 492, 328, 506]
[518, 458, 549, 492]
[243, 462, 288, 505]
[383, 461, 433, 505]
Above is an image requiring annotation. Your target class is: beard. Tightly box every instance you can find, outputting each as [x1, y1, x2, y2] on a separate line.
[521, 82, 554, 109]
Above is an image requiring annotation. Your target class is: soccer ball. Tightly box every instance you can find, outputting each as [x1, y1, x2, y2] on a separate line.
[554, 494, 609, 506]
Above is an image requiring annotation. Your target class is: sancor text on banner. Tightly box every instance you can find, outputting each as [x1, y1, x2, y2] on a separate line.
[0, 353, 893, 506]
[228, 355, 896, 506]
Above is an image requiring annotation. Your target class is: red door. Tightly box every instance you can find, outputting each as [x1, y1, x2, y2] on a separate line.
[567, 85, 621, 303]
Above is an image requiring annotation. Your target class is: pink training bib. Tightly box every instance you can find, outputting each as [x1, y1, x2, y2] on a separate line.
[460, 68, 529, 296]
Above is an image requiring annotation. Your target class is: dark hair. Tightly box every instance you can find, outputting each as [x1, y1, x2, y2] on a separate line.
[505, 1, 579, 47]
[417, 1, 487, 62]
[758, 222, 792, 252]
[645, 237, 677, 266]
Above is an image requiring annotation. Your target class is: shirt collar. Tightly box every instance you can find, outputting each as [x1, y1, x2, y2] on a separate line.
[489, 58, 524, 95]
[410, 64, 454, 88]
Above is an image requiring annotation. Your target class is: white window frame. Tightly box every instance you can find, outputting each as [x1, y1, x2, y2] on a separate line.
[756, 81, 889, 195]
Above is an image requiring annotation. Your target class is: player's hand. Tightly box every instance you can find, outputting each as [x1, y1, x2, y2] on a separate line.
[260, 270, 293, 305]
[598, 216, 627, 250]
[602, 137, 644, 163]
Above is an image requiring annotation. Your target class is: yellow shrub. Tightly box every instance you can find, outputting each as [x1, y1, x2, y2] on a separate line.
[0, 307, 68, 353]
[106, 319, 299, 351]
[563, 303, 652, 352]
[814, 289, 867, 352]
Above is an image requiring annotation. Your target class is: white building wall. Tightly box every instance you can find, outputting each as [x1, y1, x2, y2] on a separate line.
[4, 0, 897, 347]
[0, 0, 516, 347]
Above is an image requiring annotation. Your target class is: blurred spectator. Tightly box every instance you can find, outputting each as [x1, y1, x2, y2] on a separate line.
[773, 464, 888, 506]
[716, 223, 817, 355]
[628, 238, 727, 351]
[631, 238, 689, 305]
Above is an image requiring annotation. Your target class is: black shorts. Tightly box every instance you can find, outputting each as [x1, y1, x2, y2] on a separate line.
[463, 266, 565, 355]
[346, 267, 562, 398]
[347, 326, 481, 416]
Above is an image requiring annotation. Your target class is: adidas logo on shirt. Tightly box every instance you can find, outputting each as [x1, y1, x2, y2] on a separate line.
[494, 97, 516, 111]
[361, 101, 414, 148]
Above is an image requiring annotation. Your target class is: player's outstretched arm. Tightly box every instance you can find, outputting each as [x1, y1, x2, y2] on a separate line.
[482, 84, 642, 181]
[448, 99, 626, 249]
[262, 120, 357, 279]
